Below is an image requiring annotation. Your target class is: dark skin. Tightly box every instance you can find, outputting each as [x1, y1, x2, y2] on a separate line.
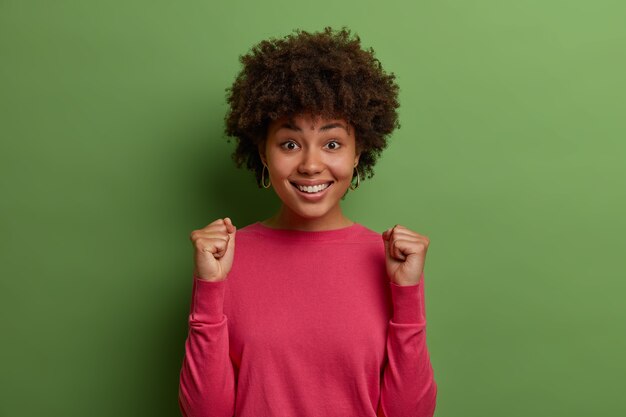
[257, 113, 360, 232]
[191, 113, 430, 286]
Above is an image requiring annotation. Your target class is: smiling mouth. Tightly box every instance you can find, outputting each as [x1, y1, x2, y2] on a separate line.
[290, 181, 334, 194]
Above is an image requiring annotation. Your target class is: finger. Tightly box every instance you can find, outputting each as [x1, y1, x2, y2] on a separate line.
[396, 238, 429, 258]
[191, 229, 230, 242]
[194, 226, 229, 239]
[208, 218, 227, 227]
[391, 239, 408, 261]
[224, 217, 236, 233]
[384, 237, 401, 262]
[196, 237, 229, 258]
[390, 233, 423, 243]
[394, 238, 425, 260]
[384, 224, 407, 235]
[201, 221, 230, 234]
[393, 233, 429, 248]
[389, 226, 426, 239]
[203, 218, 231, 232]
[382, 226, 395, 240]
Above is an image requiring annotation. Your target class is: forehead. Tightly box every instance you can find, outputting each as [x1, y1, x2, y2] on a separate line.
[269, 113, 351, 134]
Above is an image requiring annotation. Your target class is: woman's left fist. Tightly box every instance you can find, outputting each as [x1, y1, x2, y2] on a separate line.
[382, 224, 430, 286]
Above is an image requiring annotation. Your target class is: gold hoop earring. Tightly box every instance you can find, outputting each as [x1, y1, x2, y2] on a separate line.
[261, 164, 271, 189]
[349, 165, 360, 190]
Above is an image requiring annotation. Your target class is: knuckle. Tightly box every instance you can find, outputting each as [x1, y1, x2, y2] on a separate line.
[209, 223, 228, 233]
[193, 237, 206, 248]
[206, 218, 226, 229]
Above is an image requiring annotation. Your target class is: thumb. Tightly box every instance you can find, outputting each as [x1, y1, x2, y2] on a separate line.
[224, 217, 236, 235]
[382, 231, 391, 260]
[225, 218, 236, 249]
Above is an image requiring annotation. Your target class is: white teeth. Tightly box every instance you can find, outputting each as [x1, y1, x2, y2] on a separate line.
[295, 182, 331, 193]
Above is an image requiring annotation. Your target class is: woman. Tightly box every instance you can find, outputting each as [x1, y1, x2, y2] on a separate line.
[179, 27, 437, 417]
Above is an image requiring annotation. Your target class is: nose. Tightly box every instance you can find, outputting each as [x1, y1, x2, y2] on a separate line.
[298, 148, 324, 175]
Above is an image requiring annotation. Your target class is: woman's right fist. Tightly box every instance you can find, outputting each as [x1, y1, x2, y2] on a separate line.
[190, 217, 236, 281]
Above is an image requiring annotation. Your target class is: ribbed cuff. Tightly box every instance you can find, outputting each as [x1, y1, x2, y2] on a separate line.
[190, 275, 226, 323]
[390, 279, 425, 324]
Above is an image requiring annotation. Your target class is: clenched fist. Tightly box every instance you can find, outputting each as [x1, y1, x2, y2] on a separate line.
[190, 217, 236, 282]
[382, 224, 430, 286]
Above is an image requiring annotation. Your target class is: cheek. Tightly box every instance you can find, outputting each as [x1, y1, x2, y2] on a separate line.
[331, 160, 356, 179]
[266, 159, 292, 179]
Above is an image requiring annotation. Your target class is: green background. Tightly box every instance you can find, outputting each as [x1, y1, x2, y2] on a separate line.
[1, 1, 624, 416]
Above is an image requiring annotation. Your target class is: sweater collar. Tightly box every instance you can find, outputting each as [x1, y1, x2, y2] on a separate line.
[250, 221, 364, 241]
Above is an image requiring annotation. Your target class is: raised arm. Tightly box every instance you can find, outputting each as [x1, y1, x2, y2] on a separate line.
[377, 274, 437, 417]
[180, 218, 238, 416]
[179, 277, 236, 417]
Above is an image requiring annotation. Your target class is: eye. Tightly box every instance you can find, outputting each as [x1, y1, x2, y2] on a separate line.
[325, 140, 341, 150]
[280, 140, 299, 151]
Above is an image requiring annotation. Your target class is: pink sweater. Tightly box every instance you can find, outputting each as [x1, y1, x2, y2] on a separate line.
[178, 221, 437, 417]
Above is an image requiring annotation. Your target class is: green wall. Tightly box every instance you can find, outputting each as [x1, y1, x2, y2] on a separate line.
[1, 1, 624, 416]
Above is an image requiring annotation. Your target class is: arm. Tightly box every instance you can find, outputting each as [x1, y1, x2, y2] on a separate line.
[178, 276, 236, 417]
[377, 273, 438, 417]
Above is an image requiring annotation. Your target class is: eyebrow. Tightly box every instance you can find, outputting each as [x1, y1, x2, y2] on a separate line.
[277, 121, 348, 133]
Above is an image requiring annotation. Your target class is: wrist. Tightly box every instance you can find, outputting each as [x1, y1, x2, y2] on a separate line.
[194, 273, 226, 282]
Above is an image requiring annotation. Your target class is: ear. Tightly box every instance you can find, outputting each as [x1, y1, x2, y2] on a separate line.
[353, 136, 361, 167]
[258, 141, 267, 166]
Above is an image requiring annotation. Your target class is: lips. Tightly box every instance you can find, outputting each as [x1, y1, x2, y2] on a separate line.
[290, 181, 334, 195]
[290, 181, 334, 187]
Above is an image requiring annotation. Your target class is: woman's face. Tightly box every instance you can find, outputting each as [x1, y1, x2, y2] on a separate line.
[259, 113, 360, 225]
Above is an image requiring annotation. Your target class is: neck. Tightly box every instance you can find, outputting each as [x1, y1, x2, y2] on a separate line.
[262, 205, 354, 231]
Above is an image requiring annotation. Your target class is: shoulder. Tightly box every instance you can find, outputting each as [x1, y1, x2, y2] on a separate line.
[353, 223, 384, 244]
[232, 222, 260, 239]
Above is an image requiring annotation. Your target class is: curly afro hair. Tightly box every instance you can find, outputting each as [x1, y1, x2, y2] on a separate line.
[224, 26, 401, 188]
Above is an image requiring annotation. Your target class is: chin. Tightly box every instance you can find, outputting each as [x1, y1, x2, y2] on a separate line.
[290, 205, 330, 217]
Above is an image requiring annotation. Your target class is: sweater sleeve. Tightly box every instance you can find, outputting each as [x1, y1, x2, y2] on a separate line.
[377, 272, 438, 417]
[178, 276, 235, 417]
